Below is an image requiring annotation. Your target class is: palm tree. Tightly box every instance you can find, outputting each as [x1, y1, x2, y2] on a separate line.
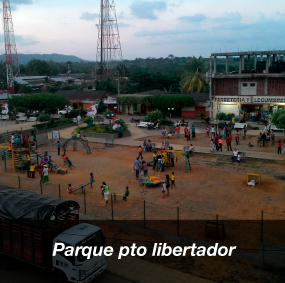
[185, 56, 206, 73]
[180, 68, 206, 93]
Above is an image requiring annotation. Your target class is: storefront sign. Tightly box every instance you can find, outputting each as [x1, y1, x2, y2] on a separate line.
[214, 96, 251, 103]
[252, 96, 285, 103]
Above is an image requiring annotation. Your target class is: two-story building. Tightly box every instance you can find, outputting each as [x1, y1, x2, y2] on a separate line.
[210, 50, 285, 121]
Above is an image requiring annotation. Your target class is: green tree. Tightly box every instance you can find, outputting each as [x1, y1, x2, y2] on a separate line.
[117, 95, 153, 114]
[271, 109, 285, 131]
[84, 116, 94, 127]
[147, 110, 163, 122]
[8, 93, 69, 113]
[26, 59, 49, 76]
[184, 56, 207, 73]
[38, 114, 51, 122]
[180, 69, 206, 93]
[151, 95, 194, 112]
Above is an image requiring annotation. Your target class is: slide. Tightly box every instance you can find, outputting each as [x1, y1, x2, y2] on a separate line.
[31, 148, 67, 174]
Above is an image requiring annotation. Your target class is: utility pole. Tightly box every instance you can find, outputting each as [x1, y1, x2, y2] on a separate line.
[3, 0, 20, 94]
[96, 0, 124, 81]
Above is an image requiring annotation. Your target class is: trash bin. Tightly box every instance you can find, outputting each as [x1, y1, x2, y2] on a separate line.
[235, 117, 238, 122]
[232, 117, 235, 122]
[252, 116, 257, 122]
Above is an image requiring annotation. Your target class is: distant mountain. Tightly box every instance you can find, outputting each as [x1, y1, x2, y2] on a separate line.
[0, 53, 93, 65]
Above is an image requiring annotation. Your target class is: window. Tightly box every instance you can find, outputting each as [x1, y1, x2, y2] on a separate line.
[241, 82, 257, 95]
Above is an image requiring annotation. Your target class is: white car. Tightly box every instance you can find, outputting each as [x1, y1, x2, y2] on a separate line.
[58, 106, 73, 115]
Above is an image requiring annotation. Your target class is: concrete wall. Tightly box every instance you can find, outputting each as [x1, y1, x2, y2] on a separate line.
[260, 240, 285, 269]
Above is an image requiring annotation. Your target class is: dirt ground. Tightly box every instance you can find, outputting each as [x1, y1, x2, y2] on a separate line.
[1, 137, 285, 283]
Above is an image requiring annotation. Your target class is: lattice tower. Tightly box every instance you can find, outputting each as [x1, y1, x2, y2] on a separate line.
[96, 0, 124, 81]
[3, 0, 20, 93]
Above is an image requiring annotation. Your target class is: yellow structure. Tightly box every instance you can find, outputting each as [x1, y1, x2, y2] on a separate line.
[246, 173, 261, 185]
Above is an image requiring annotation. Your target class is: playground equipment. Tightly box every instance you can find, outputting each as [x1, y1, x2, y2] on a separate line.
[31, 148, 67, 174]
[62, 136, 91, 154]
[3, 133, 31, 173]
[73, 180, 94, 193]
[139, 175, 165, 188]
[246, 173, 261, 186]
[166, 148, 192, 172]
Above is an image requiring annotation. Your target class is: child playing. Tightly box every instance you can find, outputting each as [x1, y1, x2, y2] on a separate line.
[210, 139, 215, 152]
[123, 186, 129, 201]
[66, 157, 74, 169]
[67, 184, 74, 195]
[171, 172, 176, 189]
[138, 145, 143, 158]
[100, 185, 104, 198]
[235, 131, 239, 145]
[161, 183, 166, 198]
[90, 172, 95, 189]
[62, 154, 67, 164]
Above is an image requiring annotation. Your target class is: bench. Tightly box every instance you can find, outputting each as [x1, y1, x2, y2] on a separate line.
[104, 138, 114, 146]
[0, 115, 9, 120]
[234, 123, 247, 129]
[27, 117, 37, 122]
[50, 114, 62, 119]
[17, 116, 28, 122]
[16, 112, 25, 117]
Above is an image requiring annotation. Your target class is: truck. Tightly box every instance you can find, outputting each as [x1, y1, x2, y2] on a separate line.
[0, 184, 107, 283]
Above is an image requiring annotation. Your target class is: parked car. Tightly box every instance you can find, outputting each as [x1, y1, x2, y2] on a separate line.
[58, 106, 73, 115]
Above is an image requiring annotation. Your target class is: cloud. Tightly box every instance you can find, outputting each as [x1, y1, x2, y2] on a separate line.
[118, 22, 131, 27]
[79, 12, 99, 21]
[16, 35, 40, 46]
[12, 0, 34, 4]
[179, 14, 206, 22]
[213, 12, 242, 23]
[135, 28, 207, 37]
[130, 1, 167, 20]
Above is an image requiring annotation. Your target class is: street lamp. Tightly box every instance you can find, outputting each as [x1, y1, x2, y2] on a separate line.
[106, 112, 114, 127]
[168, 107, 174, 123]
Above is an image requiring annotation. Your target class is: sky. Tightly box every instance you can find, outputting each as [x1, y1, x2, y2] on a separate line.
[0, 0, 285, 61]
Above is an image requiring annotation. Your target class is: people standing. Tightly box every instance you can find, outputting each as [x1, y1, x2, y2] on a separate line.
[43, 164, 49, 184]
[133, 157, 141, 179]
[277, 140, 282, 154]
[206, 126, 210, 138]
[90, 172, 95, 189]
[102, 182, 109, 205]
[225, 134, 232, 151]
[184, 126, 187, 138]
[175, 125, 180, 138]
[186, 128, 190, 141]
[29, 163, 35, 179]
[271, 130, 275, 145]
[243, 125, 247, 139]
[210, 139, 215, 152]
[73, 139, 77, 151]
[236, 152, 242, 171]
[141, 160, 148, 177]
[152, 151, 158, 171]
[138, 145, 143, 158]
[117, 125, 123, 138]
[171, 172, 176, 189]
[165, 174, 170, 197]
[161, 127, 166, 138]
[211, 126, 215, 139]
[161, 182, 166, 198]
[33, 135, 37, 149]
[38, 165, 44, 183]
[27, 161, 31, 178]
[231, 148, 238, 162]
[100, 186, 104, 198]
[218, 137, 223, 151]
[57, 140, 61, 155]
[170, 151, 175, 167]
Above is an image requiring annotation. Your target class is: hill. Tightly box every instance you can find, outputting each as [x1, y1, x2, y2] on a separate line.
[0, 53, 92, 65]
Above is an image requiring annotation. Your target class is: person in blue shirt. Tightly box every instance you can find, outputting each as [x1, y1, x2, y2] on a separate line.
[57, 141, 61, 155]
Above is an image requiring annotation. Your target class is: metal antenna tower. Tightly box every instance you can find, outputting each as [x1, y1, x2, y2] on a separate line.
[96, 0, 124, 81]
[3, 0, 20, 93]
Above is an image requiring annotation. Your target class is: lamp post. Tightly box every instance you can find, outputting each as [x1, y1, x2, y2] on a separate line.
[168, 107, 174, 123]
[106, 112, 114, 127]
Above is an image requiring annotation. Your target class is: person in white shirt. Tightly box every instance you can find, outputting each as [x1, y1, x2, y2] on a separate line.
[43, 165, 49, 184]
[231, 148, 238, 162]
[211, 126, 215, 139]
[236, 152, 242, 170]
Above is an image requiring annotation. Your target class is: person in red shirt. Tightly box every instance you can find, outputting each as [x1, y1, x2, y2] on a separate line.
[186, 128, 190, 141]
[225, 134, 232, 151]
[175, 126, 180, 138]
[138, 145, 143, 158]
[218, 137, 223, 152]
[184, 126, 187, 137]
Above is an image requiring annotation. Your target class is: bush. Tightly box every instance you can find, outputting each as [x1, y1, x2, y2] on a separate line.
[147, 109, 163, 122]
[200, 112, 206, 120]
[204, 117, 210, 124]
[98, 101, 107, 113]
[84, 116, 94, 126]
[38, 114, 51, 122]
[15, 106, 26, 113]
[217, 112, 227, 121]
